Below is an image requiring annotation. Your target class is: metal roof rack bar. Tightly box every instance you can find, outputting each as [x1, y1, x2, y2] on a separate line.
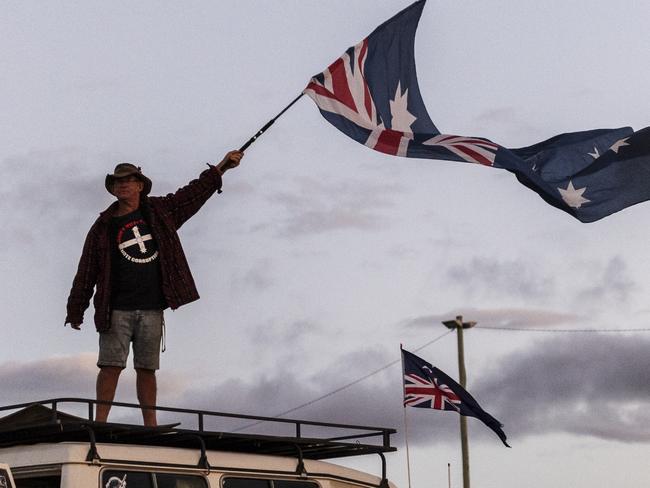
[0, 398, 393, 438]
[0, 398, 396, 461]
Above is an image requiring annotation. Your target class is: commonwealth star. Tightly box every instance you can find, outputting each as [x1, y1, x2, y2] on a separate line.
[610, 138, 630, 154]
[558, 180, 590, 209]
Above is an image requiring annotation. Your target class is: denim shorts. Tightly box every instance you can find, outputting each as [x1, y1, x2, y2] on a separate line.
[98, 309, 164, 370]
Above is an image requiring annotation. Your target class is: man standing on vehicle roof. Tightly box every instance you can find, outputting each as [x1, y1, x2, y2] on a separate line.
[65, 150, 243, 426]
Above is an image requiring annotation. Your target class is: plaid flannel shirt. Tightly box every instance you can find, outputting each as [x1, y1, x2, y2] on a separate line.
[65, 165, 223, 332]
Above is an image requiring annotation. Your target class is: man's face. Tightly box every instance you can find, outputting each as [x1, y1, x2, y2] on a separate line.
[112, 175, 143, 200]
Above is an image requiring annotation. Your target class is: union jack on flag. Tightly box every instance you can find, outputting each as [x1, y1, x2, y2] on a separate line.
[404, 369, 461, 411]
[402, 348, 510, 447]
[304, 0, 650, 223]
[304, 0, 500, 166]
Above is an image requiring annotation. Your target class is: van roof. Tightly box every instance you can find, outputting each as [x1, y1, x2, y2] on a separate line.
[0, 441, 384, 483]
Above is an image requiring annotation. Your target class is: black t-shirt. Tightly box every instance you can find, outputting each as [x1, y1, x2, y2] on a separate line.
[110, 208, 167, 310]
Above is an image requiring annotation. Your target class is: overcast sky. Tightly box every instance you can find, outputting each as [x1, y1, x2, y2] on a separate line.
[2, 1, 650, 487]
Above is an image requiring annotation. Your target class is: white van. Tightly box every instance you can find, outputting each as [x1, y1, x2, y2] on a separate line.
[0, 399, 397, 488]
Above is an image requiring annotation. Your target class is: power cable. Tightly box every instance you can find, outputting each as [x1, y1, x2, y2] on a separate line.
[476, 326, 650, 333]
[232, 324, 650, 432]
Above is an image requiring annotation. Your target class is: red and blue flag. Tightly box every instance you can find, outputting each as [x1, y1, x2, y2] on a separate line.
[304, 0, 650, 223]
[402, 348, 509, 447]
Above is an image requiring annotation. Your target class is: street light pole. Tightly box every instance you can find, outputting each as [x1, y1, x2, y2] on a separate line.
[443, 315, 476, 488]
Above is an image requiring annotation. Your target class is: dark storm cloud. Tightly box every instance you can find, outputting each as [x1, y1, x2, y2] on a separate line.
[166, 347, 487, 447]
[477, 334, 650, 443]
[0, 350, 489, 445]
[269, 177, 397, 237]
[402, 308, 584, 329]
[169, 347, 406, 437]
[0, 354, 185, 422]
[0, 354, 98, 407]
[4, 335, 649, 446]
[172, 335, 650, 446]
[446, 257, 555, 300]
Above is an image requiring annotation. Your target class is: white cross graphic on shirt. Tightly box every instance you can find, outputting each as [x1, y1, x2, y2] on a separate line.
[118, 225, 152, 254]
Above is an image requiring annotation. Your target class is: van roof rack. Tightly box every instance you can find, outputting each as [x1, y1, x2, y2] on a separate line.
[0, 398, 396, 461]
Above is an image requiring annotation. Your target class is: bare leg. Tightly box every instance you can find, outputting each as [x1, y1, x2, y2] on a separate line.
[136, 368, 157, 426]
[96, 366, 123, 422]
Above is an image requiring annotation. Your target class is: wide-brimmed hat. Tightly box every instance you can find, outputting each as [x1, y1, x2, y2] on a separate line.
[105, 163, 152, 196]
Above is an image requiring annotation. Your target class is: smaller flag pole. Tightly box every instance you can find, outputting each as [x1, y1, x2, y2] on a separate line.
[238, 93, 305, 152]
[400, 344, 413, 488]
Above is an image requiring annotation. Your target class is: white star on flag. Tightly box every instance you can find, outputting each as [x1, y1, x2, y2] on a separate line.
[588, 146, 600, 159]
[610, 138, 630, 153]
[558, 180, 590, 209]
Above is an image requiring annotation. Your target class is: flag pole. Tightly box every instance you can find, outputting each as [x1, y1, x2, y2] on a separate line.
[238, 92, 305, 152]
[400, 344, 413, 488]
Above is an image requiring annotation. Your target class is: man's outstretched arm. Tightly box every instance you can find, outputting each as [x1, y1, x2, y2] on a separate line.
[155, 150, 244, 229]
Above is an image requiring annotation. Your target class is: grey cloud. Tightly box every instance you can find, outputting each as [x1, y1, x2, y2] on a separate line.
[281, 208, 382, 236]
[0, 354, 97, 405]
[169, 350, 478, 447]
[0, 350, 490, 446]
[219, 180, 257, 198]
[402, 308, 584, 329]
[1, 149, 108, 251]
[152, 347, 470, 446]
[446, 257, 555, 300]
[231, 259, 275, 292]
[6, 335, 649, 447]
[173, 336, 650, 446]
[170, 347, 405, 437]
[250, 319, 324, 349]
[471, 107, 539, 144]
[476, 108, 520, 125]
[0, 148, 219, 257]
[0, 354, 186, 422]
[2, 151, 99, 202]
[575, 256, 636, 305]
[477, 334, 650, 443]
[269, 177, 396, 237]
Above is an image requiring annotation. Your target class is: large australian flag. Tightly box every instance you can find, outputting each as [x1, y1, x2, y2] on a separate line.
[402, 348, 509, 447]
[304, 0, 650, 223]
